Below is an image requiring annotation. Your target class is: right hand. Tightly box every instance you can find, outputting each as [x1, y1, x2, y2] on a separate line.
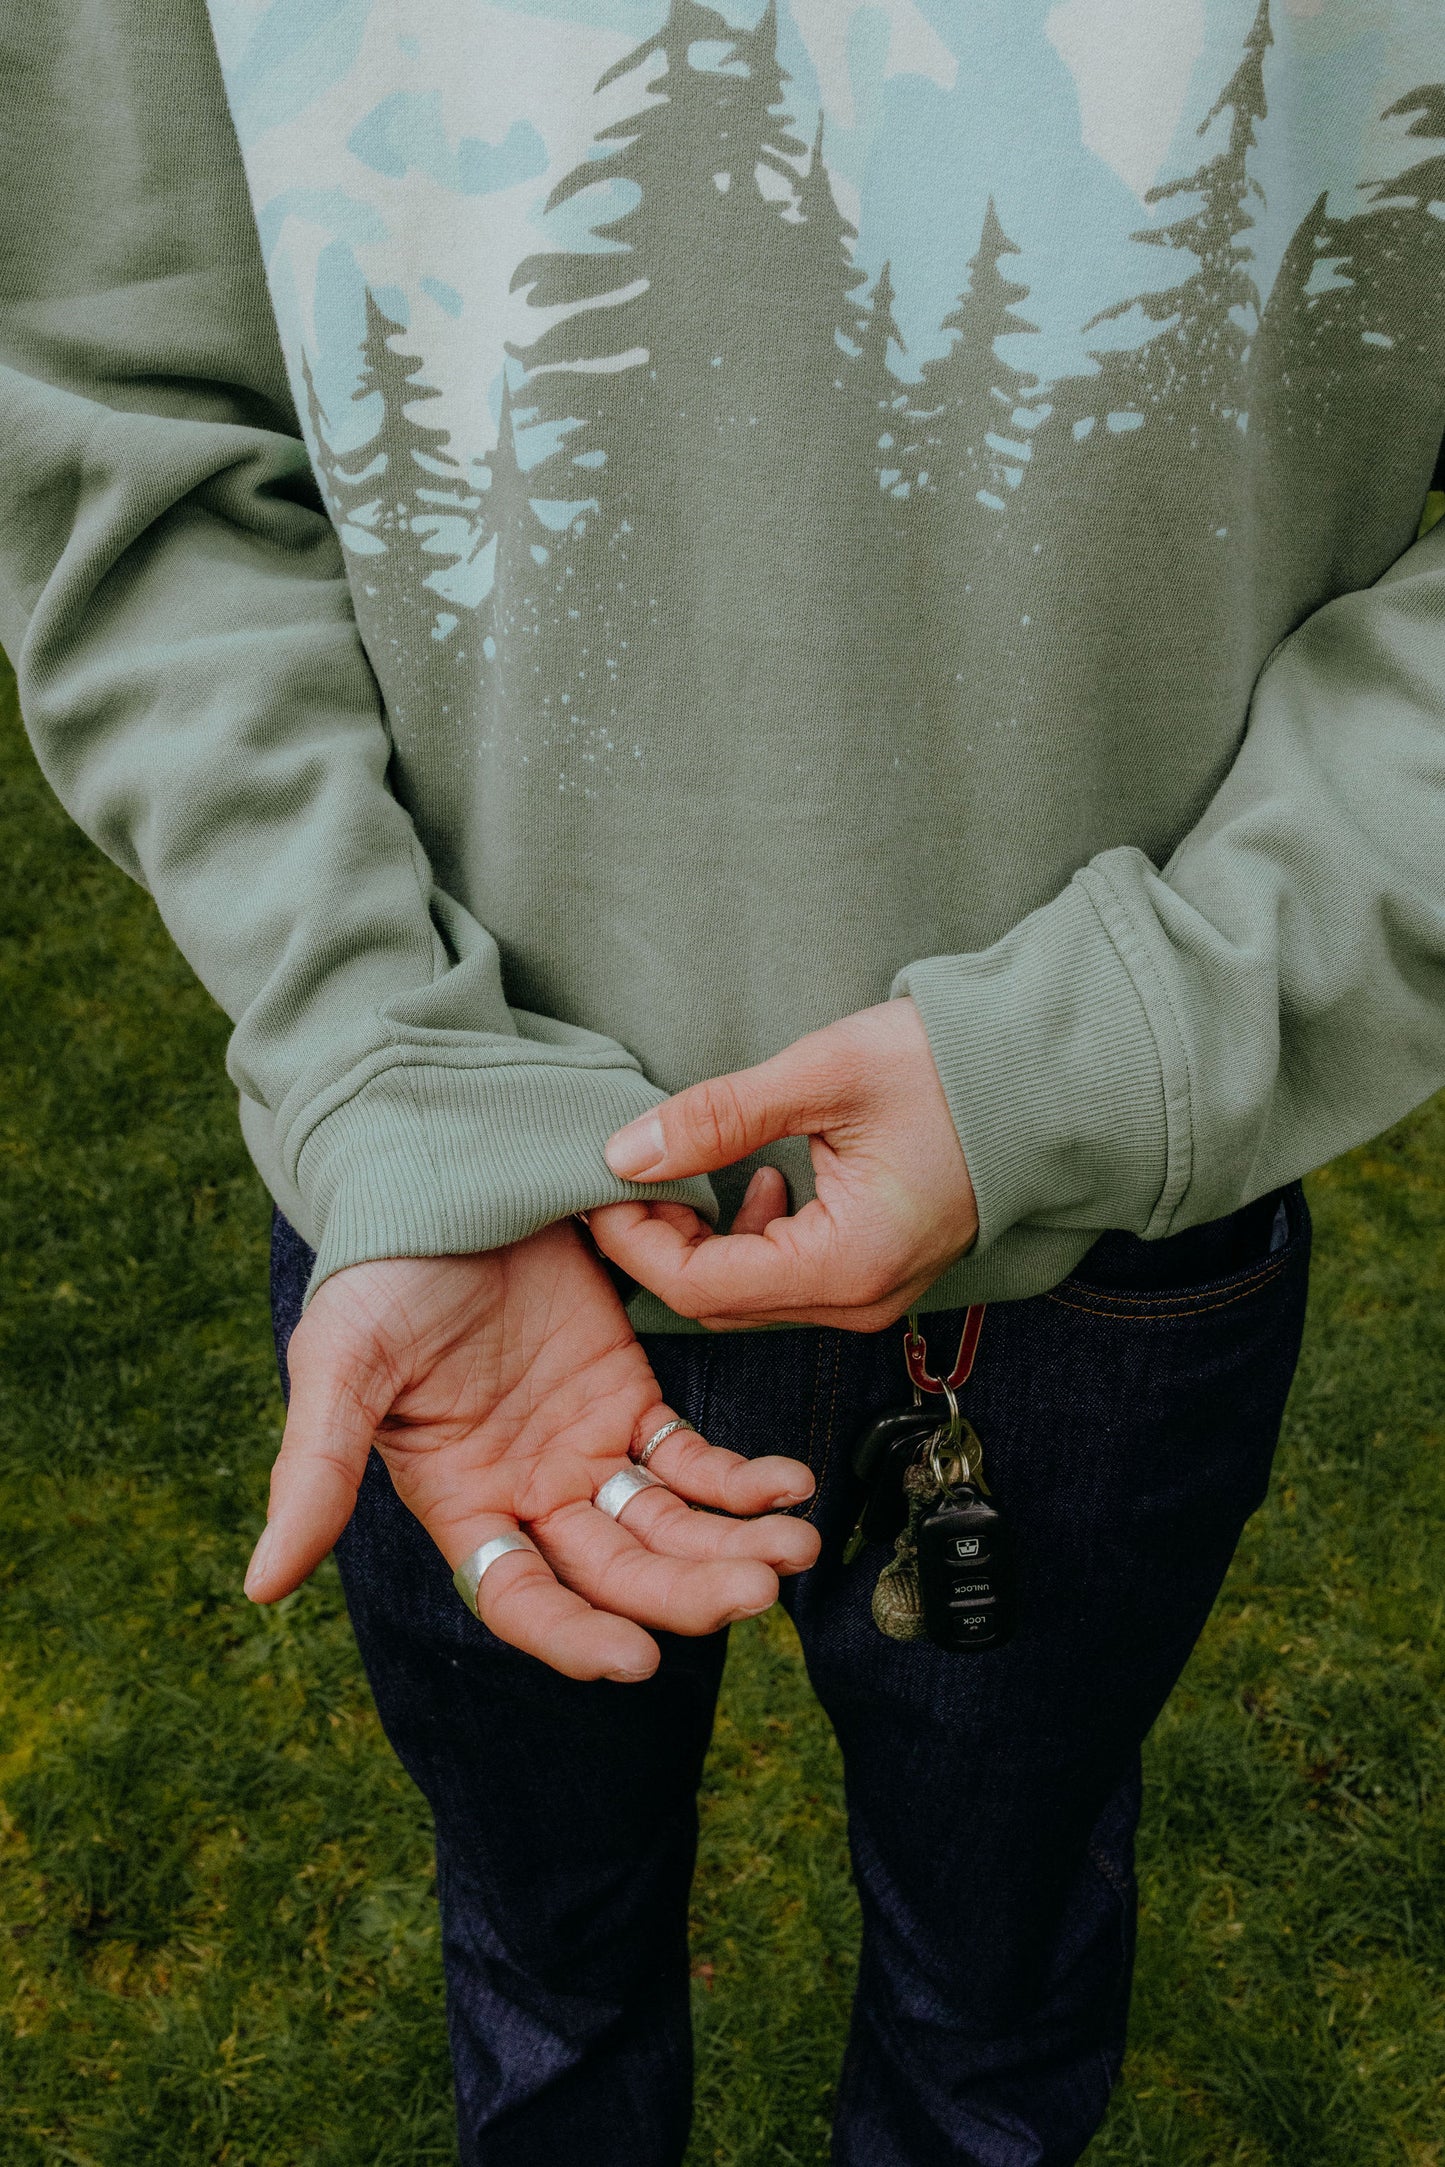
[243, 1219, 820, 1681]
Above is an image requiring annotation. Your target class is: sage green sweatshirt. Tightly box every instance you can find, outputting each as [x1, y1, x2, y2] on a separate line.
[3, 0, 1445, 1323]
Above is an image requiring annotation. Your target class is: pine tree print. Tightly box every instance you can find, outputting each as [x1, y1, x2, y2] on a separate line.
[509, 0, 793, 442]
[1070, 0, 1272, 447]
[304, 293, 477, 732]
[914, 200, 1039, 511]
[1251, 83, 1445, 620]
[300, 352, 347, 521]
[1334, 86, 1445, 382]
[486, 374, 546, 679]
[502, 0, 766, 683]
[849, 263, 916, 495]
[786, 115, 871, 404]
[353, 295, 467, 577]
[1250, 189, 1339, 459]
[1253, 86, 1445, 449]
[291, 0, 1445, 824]
[496, 0, 910, 789]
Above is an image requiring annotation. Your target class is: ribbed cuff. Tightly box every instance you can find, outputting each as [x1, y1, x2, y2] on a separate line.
[295, 1058, 717, 1298]
[892, 872, 1177, 1251]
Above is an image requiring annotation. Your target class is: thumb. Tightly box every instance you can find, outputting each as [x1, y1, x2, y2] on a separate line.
[245, 1330, 391, 1603]
[604, 1046, 838, 1182]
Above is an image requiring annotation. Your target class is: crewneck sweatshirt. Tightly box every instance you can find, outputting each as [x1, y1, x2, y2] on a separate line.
[3, 0, 1444, 1323]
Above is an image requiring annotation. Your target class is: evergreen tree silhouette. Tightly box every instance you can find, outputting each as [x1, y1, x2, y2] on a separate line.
[502, 0, 757, 670]
[307, 293, 475, 716]
[728, 0, 810, 196]
[299, 353, 347, 521]
[1253, 87, 1445, 462]
[849, 262, 915, 494]
[510, 0, 796, 448]
[1249, 190, 1343, 458]
[486, 375, 545, 662]
[1374, 84, 1445, 205]
[483, 367, 586, 741]
[1070, 0, 1272, 444]
[1251, 83, 1445, 616]
[1336, 86, 1445, 375]
[352, 293, 466, 569]
[914, 200, 1039, 510]
[500, 0, 896, 769]
[787, 114, 871, 400]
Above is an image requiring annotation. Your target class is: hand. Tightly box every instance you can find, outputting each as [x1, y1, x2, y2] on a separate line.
[590, 999, 976, 1331]
[244, 1219, 820, 1681]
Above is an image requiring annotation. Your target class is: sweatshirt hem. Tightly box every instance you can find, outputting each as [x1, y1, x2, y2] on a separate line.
[268, 1060, 718, 1299]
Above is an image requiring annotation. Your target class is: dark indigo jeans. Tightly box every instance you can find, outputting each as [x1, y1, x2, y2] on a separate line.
[270, 1184, 1310, 2167]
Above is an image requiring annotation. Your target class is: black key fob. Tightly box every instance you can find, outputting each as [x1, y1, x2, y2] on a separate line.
[918, 1487, 1012, 1652]
[852, 1406, 940, 1484]
[859, 1432, 930, 1545]
[850, 1407, 946, 1551]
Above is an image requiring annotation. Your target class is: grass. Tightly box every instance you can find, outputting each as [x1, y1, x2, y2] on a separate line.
[0, 650, 1442, 2165]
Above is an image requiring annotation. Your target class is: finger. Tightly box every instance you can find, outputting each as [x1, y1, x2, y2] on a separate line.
[596, 1198, 868, 1322]
[245, 1328, 390, 1603]
[474, 1539, 662, 1683]
[535, 1501, 780, 1634]
[588, 1197, 714, 1250]
[729, 1164, 790, 1237]
[618, 1484, 821, 1575]
[603, 1041, 845, 1182]
[641, 1419, 815, 1516]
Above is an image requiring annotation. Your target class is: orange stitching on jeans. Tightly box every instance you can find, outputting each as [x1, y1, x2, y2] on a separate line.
[1044, 1257, 1290, 1324]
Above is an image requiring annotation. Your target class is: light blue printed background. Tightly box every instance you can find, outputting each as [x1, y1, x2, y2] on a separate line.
[209, 0, 1445, 485]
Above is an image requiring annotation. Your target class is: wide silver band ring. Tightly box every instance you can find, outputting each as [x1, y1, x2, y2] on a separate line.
[594, 1465, 664, 1521]
[452, 1532, 537, 1618]
[633, 1417, 694, 1469]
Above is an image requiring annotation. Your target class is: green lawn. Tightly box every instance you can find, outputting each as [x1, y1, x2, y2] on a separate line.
[1, 651, 1443, 2166]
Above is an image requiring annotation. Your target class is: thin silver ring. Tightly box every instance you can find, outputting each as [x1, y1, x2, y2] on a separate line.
[634, 1417, 694, 1469]
[452, 1531, 537, 1618]
[594, 1465, 664, 1521]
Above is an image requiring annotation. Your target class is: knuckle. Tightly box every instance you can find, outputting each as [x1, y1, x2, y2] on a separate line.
[684, 1077, 752, 1162]
[628, 1403, 675, 1458]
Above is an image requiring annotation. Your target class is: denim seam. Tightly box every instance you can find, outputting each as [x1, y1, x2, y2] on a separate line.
[803, 1331, 826, 1476]
[690, 1335, 716, 1447]
[808, 1334, 844, 1522]
[797, 1331, 836, 1525]
[1045, 1256, 1290, 1323]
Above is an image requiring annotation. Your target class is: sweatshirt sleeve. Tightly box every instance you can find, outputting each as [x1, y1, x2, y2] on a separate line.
[895, 505, 1445, 1251]
[0, 0, 714, 1294]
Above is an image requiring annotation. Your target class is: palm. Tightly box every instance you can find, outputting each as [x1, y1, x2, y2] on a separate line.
[247, 1221, 819, 1680]
[367, 1226, 694, 1538]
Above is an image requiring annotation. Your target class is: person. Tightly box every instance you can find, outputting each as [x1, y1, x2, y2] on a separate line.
[4, 0, 1444, 2158]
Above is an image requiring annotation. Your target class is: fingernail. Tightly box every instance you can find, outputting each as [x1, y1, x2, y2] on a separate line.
[768, 1468, 814, 1501]
[605, 1114, 665, 1179]
[607, 1664, 654, 1683]
[769, 1485, 812, 1508]
[244, 1527, 274, 1600]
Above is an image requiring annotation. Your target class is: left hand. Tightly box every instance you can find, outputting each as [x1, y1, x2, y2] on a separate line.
[590, 999, 978, 1331]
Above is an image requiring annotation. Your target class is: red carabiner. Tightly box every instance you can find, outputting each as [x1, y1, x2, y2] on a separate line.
[904, 1303, 986, 1394]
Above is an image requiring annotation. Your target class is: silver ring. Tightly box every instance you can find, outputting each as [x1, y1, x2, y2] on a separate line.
[452, 1532, 537, 1618]
[634, 1417, 694, 1469]
[594, 1465, 664, 1521]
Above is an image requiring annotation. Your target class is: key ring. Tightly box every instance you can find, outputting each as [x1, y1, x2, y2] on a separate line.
[926, 1376, 972, 1492]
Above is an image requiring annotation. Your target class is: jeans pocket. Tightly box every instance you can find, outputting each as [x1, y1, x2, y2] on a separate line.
[1047, 1183, 1311, 1325]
